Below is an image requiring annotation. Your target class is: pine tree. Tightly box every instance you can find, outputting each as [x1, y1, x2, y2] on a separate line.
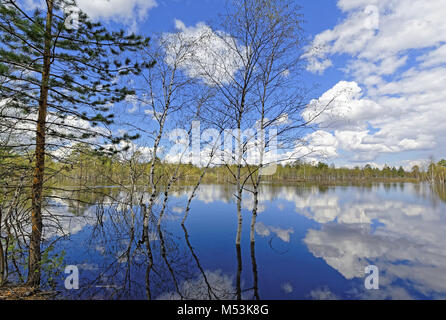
[0, 0, 153, 286]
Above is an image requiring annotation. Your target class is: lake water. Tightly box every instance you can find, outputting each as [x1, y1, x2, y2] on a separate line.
[45, 182, 446, 300]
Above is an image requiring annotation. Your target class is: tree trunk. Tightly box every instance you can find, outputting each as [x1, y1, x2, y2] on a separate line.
[250, 241, 259, 300]
[250, 190, 259, 243]
[28, 0, 54, 287]
[236, 183, 243, 245]
[236, 243, 242, 300]
[0, 208, 4, 286]
[236, 126, 243, 246]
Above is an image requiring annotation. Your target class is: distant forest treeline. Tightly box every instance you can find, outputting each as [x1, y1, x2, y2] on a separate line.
[3, 143, 445, 188]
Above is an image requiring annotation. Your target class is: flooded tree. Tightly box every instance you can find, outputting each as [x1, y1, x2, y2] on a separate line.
[175, 0, 314, 246]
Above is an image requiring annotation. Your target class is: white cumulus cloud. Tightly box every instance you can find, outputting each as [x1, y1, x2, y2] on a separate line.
[303, 0, 446, 165]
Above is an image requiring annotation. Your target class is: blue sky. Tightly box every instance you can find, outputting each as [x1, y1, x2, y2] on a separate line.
[22, 0, 446, 169]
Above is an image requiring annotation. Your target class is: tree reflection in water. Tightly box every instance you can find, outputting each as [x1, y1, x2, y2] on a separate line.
[62, 186, 262, 300]
[49, 182, 446, 300]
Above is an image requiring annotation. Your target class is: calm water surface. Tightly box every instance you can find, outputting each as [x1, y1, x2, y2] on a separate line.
[45, 183, 446, 300]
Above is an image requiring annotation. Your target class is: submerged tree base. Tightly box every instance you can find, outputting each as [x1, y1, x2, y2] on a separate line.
[0, 285, 57, 300]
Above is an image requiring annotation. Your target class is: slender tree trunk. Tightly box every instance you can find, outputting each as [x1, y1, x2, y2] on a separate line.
[144, 113, 166, 235]
[250, 241, 259, 300]
[250, 189, 260, 300]
[158, 222, 183, 299]
[182, 224, 218, 299]
[0, 208, 4, 286]
[141, 202, 153, 300]
[28, 0, 54, 287]
[236, 243, 242, 300]
[250, 172, 261, 301]
[236, 170, 243, 245]
[236, 125, 243, 246]
[250, 189, 259, 243]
